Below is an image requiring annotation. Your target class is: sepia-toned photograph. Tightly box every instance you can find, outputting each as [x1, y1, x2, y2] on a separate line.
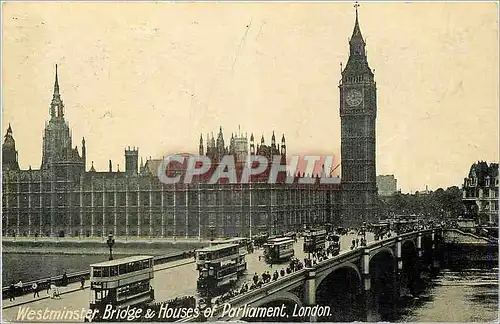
[1, 1, 498, 323]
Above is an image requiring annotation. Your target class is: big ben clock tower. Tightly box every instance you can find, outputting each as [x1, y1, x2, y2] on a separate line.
[340, 3, 377, 226]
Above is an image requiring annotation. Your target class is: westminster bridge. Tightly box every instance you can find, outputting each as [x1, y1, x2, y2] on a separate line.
[180, 228, 497, 322]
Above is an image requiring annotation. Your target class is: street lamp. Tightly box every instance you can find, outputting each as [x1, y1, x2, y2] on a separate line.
[107, 232, 115, 261]
[362, 221, 367, 246]
[209, 225, 215, 241]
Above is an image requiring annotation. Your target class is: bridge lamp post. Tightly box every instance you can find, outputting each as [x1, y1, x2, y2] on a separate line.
[107, 233, 115, 261]
[362, 222, 367, 245]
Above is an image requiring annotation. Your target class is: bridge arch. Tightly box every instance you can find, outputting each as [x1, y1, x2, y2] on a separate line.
[401, 237, 416, 250]
[252, 291, 303, 309]
[369, 246, 395, 263]
[315, 262, 362, 290]
[315, 263, 364, 322]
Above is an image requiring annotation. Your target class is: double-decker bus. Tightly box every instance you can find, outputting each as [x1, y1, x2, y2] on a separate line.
[327, 234, 341, 256]
[371, 222, 391, 240]
[336, 227, 348, 235]
[263, 237, 295, 263]
[89, 256, 154, 320]
[252, 233, 268, 248]
[196, 243, 240, 294]
[209, 238, 250, 274]
[303, 229, 327, 254]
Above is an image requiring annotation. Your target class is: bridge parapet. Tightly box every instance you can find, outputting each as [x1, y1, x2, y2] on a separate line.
[207, 269, 308, 321]
[399, 229, 433, 240]
[443, 229, 497, 245]
[314, 249, 362, 273]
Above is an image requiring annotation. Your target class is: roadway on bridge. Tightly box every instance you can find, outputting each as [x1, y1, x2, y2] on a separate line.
[2, 232, 375, 322]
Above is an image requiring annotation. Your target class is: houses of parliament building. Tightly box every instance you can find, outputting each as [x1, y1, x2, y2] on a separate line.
[2, 9, 377, 239]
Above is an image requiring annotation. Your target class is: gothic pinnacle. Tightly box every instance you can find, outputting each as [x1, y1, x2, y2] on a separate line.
[54, 64, 60, 95]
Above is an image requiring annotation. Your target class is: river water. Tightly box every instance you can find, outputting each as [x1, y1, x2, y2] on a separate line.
[396, 268, 498, 322]
[1, 253, 131, 285]
[2, 248, 185, 286]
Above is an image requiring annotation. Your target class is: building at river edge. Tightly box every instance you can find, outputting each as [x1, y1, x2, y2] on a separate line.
[2, 10, 378, 238]
[462, 161, 499, 225]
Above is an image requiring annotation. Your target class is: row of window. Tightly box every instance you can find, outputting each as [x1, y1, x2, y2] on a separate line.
[198, 246, 239, 261]
[3, 212, 332, 231]
[345, 75, 371, 83]
[93, 259, 152, 278]
[3, 195, 332, 208]
[117, 280, 150, 301]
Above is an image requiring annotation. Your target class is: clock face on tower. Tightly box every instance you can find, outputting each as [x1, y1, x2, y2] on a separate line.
[346, 89, 363, 107]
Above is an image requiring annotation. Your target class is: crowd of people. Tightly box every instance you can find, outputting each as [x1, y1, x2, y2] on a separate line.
[210, 241, 357, 307]
[350, 237, 367, 249]
[211, 257, 306, 306]
[6, 272, 85, 302]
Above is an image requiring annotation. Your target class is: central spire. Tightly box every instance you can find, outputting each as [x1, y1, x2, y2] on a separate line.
[54, 64, 60, 95]
[50, 64, 64, 119]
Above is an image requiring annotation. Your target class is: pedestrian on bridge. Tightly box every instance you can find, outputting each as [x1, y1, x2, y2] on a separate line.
[32, 282, 40, 298]
[62, 272, 68, 286]
[80, 277, 85, 290]
[9, 283, 15, 301]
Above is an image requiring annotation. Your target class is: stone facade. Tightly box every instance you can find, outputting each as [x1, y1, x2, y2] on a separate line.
[462, 161, 499, 225]
[2, 69, 341, 239]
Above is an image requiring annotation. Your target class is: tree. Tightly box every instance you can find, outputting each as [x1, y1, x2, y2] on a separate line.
[382, 186, 464, 222]
[443, 186, 464, 219]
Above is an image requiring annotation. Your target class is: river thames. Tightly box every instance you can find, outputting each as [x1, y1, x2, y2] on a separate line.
[396, 267, 498, 322]
[2, 247, 186, 286]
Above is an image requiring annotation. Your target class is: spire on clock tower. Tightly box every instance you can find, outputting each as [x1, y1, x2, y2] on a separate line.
[349, 1, 366, 56]
[342, 2, 373, 82]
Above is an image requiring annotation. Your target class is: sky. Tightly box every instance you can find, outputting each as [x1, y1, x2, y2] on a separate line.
[2, 2, 499, 193]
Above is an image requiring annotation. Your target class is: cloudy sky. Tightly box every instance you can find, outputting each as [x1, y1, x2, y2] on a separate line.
[2, 2, 498, 193]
